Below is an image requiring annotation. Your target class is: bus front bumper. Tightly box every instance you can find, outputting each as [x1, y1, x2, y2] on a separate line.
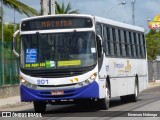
[20, 81, 99, 102]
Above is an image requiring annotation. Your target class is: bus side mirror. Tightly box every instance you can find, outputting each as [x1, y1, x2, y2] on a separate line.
[96, 35, 102, 58]
[13, 30, 20, 57]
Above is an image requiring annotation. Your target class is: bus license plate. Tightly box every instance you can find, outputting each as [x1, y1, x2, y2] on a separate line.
[51, 90, 64, 95]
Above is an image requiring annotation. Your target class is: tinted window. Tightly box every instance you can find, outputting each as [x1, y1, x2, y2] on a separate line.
[103, 26, 109, 55]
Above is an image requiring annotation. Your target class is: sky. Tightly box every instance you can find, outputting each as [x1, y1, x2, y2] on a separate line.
[3, 0, 160, 32]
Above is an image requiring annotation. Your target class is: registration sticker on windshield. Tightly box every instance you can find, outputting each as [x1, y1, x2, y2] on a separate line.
[46, 61, 55, 68]
[58, 60, 81, 67]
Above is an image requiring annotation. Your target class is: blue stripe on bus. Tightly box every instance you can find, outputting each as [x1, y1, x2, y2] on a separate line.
[20, 81, 99, 102]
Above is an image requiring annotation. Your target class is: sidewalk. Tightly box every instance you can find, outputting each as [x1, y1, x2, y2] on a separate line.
[0, 80, 160, 109]
[148, 80, 160, 87]
[0, 96, 30, 109]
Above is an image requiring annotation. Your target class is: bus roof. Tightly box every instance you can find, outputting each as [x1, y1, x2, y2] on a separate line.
[94, 16, 144, 32]
[21, 14, 144, 32]
[20, 14, 93, 22]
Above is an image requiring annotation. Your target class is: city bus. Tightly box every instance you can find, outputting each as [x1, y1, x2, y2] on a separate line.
[13, 14, 148, 112]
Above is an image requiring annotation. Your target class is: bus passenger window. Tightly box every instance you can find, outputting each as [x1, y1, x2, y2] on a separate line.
[109, 28, 114, 56]
[126, 31, 131, 57]
[115, 29, 120, 57]
[112, 28, 117, 56]
[140, 34, 145, 58]
[124, 31, 129, 57]
[131, 32, 136, 57]
[96, 24, 102, 37]
[128, 32, 133, 57]
[120, 30, 126, 57]
[103, 26, 109, 56]
[136, 33, 140, 58]
[118, 30, 122, 56]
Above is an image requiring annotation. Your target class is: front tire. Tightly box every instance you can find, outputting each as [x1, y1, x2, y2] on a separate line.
[99, 87, 110, 110]
[33, 101, 46, 113]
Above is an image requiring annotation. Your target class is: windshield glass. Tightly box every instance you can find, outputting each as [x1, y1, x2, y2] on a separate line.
[20, 32, 97, 69]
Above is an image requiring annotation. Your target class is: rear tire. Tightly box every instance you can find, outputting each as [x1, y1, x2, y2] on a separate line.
[33, 101, 46, 113]
[129, 82, 138, 102]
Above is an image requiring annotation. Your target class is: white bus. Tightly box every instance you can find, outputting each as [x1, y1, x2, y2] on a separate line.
[13, 14, 148, 112]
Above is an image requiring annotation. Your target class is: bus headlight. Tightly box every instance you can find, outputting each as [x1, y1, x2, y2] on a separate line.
[20, 77, 37, 89]
[75, 72, 97, 88]
[90, 72, 97, 80]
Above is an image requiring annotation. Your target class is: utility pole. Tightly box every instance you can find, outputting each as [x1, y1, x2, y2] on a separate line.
[131, 0, 136, 25]
[49, 0, 55, 15]
[40, 0, 48, 15]
[41, 0, 55, 15]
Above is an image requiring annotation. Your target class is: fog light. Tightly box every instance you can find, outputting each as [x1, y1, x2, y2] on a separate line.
[20, 76, 26, 83]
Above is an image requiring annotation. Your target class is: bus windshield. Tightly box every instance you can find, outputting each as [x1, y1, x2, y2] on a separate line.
[20, 31, 97, 70]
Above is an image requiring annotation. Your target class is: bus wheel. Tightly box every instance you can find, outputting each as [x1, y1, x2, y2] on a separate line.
[99, 87, 110, 110]
[33, 101, 46, 113]
[129, 82, 138, 102]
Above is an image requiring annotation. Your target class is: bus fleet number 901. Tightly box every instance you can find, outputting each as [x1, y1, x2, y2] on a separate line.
[37, 79, 48, 85]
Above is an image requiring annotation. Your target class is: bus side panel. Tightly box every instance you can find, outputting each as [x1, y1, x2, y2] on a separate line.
[137, 60, 148, 93]
[110, 77, 135, 97]
[98, 78, 106, 99]
[99, 57, 148, 97]
[138, 76, 148, 93]
[127, 77, 136, 95]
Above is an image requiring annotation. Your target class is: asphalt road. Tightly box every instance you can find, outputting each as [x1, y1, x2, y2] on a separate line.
[1, 85, 160, 120]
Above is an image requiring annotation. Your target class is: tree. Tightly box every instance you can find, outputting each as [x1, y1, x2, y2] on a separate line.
[145, 30, 160, 60]
[0, 23, 19, 42]
[55, 2, 78, 14]
[1, 0, 39, 17]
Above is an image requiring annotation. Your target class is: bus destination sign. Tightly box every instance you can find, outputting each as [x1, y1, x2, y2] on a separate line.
[21, 17, 93, 31]
[41, 20, 73, 28]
